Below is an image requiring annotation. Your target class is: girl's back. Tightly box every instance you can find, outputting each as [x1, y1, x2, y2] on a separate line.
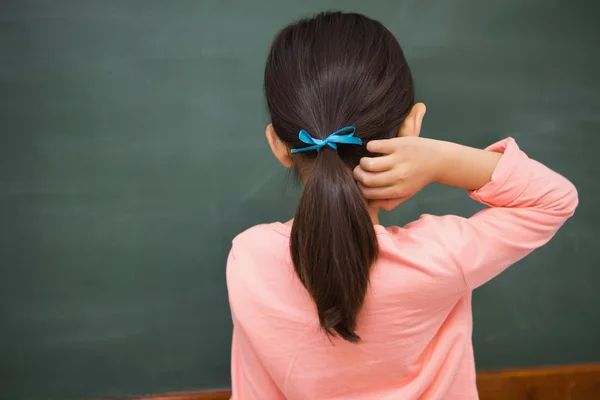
[227, 12, 577, 400]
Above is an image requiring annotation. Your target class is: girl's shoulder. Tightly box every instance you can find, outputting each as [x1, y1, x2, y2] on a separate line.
[229, 222, 290, 259]
[232, 222, 290, 243]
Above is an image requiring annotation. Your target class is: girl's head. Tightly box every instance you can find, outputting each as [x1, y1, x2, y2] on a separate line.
[264, 12, 422, 342]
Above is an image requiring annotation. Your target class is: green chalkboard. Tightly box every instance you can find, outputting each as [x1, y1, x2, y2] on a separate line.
[1, 1, 599, 399]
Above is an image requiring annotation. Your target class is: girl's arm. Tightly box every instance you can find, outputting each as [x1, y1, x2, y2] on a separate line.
[431, 140, 502, 190]
[434, 138, 577, 289]
[230, 323, 286, 400]
[356, 137, 578, 289]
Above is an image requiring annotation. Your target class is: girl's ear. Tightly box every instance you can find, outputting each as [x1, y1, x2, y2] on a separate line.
[398, 102, 426, 137]
[266, 124, 294, 168]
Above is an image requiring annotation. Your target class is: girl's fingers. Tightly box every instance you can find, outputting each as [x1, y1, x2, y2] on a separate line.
[353, 167, 397, 188]
[366, 138, 399, 155]
[359, 154, 396, 172]
[357, 183, 400, 200]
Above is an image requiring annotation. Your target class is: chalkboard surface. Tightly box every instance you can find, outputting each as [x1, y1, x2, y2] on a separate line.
[1, 1, 599, 399]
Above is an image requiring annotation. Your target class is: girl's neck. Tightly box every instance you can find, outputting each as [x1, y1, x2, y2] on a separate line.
[369, 207, 381, 225]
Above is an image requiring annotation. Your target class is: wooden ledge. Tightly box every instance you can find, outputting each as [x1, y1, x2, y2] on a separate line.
[121, 363, 600, 400]
[476, 363, 600, 399]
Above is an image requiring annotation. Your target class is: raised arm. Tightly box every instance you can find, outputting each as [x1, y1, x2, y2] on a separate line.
[429, 138, 577, 288]
[355, 137, 578, 289]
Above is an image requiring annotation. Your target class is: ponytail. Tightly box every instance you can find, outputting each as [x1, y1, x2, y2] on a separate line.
[265, 11, 414, 343]
[290, 147, 378, 343]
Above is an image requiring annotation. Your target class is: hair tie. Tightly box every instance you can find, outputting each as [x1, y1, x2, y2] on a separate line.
[291, 126, 362, 154]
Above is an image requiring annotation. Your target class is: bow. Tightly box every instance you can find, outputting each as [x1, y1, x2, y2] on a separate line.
[290, 126, 362, 153]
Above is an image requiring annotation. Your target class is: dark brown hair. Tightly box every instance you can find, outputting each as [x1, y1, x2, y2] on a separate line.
[264, 12, 414, 342]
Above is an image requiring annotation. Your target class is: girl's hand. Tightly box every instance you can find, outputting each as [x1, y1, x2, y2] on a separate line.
[354, 135, 502, 211]
[353, 137, 442, 210]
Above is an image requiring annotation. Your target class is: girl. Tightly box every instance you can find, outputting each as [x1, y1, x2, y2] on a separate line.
[227, 12, 577, 400]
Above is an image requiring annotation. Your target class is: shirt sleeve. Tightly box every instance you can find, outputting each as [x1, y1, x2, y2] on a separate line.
[230, 325, 286, 400]
[228, 246, 286, 400]
[430, 138, 578, 290]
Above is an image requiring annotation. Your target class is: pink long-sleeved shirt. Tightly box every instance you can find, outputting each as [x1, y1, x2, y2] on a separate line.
[226, 138, 578, 399]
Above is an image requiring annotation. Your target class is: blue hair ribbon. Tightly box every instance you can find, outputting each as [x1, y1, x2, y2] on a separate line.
[290, 126, 362, 154]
